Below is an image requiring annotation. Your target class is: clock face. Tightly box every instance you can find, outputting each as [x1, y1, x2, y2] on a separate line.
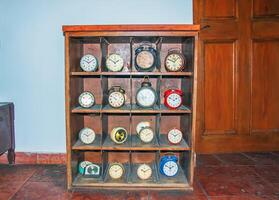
[109, 91, 125, 108]
[108, 163, 124, 179]
[80, 54, 98, 72]
[136, 121, 151, 134]
[163, 161, 179, 177]
[139, 127, 154, 143]
[111, 127, 128, 144]
[84, 164, 100, 176]
[79, 127, 96, 144]
[165, 53, 184, 72]
[166, 93, 182, 109]
[79, 161, 92, 175]
[136, 88, 156, 108]
[78, 92, 95, 108]
[136, 50, 155, 70]
[167, 128, 183, 144]
[137, 164, 152, 180]
[106, 53, 124, 72]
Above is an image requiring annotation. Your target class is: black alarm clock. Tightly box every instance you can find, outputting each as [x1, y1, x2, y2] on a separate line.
[135, 42, 157, 72]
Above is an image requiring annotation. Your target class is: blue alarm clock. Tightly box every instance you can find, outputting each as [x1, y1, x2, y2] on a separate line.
[159, 155, 179, 177]
[135, 42, 157, 72]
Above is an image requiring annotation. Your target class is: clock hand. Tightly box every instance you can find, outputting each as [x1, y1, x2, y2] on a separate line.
[115, 60, 120, 63]
[109, 58, 116, 64]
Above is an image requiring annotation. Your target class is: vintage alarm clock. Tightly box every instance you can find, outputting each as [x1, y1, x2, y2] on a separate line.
[137, 164, 152, 180]
[138, 127, 154, 143]
[159, 154, 179, 177]
[80, 54, 98, 72]
[78, 91, 95, 108]
[79, 161, 92, 175]
[135, 42, 157, 72]
[167, 128, 183, 144]
[110, 127, 128, 144]
[79, 161, 101, 177]
[164, 49, 185, 72]
[108, 86, 126, 108]
[164, 89, 183, 109]
[136, 77, 157, 108]
[108, 162, 125, 179]
[78, 127, 96, 144]
[106, 53, 124, 72]
[136, 121, 151, 135]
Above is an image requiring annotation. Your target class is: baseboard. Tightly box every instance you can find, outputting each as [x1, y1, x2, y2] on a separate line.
[0, 152, 66, 164]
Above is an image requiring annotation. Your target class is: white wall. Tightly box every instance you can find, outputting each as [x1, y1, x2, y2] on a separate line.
[0, 0, 193, 153]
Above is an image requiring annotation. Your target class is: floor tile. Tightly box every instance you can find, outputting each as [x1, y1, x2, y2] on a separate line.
[71, 189, 148, 200]
[29, 165, 66, 183]
[196, 154, 223, 167]
[253, 165, 279, 184]
[149, 190, 208, 200]
[0, 164, 38, 182]
[0, 181, 25, 200]
[215, 153, 255, 166]
[243, 152, 279, 165]
[11, 181, 70, 200]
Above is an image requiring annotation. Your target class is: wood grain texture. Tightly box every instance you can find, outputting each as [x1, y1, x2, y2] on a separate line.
[194, 0, 279, 153]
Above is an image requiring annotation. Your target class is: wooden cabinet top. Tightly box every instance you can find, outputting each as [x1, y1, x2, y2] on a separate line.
[62, 24, 200, 33]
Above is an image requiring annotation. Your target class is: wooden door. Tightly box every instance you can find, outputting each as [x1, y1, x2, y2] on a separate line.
[194, 0, 279, 153]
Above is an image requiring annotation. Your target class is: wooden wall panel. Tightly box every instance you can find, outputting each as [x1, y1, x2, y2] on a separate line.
[253, 0, 279, 17]
[204, 42, 235, 134]
[204, 0, 236, 18]
[252, 41, 279, 132]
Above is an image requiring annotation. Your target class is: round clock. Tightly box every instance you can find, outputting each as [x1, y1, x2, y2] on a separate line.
[108, 86, 126, 108]
[110, 127, 128, 144]
[159, 155, 179, 177]
[135, 42, 157, 72]
[108, 163, 125, 179]
[167, 128, 183, 144]
[106, 53, 124, 72]
[79, 127, 96, 144]
[79, 161, 92, 175]
[136, 121, 151, 135]
[136, 77, 157, 108]
[137, 164, 152, 180]
[164, 49, 185, 72]
[78, 91, 95, 108]
[164, 89, 183, 109]
[138, 127, 154, 143]
[84, 163, 101, 177]
[80, 54, 98, 72]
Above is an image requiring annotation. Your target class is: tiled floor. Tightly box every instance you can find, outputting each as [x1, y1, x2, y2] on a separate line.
[0, 152, 279, 200]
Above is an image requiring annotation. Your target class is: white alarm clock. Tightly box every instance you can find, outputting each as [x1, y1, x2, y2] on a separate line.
[138, 127, 154, 143]
[137, 164, 152, 180]
[108, 163, 125, 179]
[136, 77, 157, 108]
[106, 53, 124, 72]
[79, 127, 96, 144]
[78, 92, 95, 108]
[167, 128, 183, 144]
[80, 54, 98, 72]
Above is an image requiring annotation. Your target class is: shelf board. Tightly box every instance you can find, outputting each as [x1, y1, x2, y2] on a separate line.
[70, 71, 193, 77]
[160, 105, 191, 114]
[102, 104, 131, 113]
[159, 134, 190, 151]
[71, 105, 102, 114]
[131, 135, 159, 150]
[102, 135, 131, 150]
[131, 104, 161, 114]
[72, 135, 102, 150]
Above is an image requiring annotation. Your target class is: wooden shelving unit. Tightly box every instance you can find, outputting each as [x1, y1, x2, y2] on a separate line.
[63, 24, 199, 191]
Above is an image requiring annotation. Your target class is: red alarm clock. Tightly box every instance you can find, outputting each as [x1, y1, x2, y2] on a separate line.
[164, 89, 183, 109]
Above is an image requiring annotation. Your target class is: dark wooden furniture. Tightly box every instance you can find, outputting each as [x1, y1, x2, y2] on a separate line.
[194, 0, 279, 153]
[63, 24, 199, 190]
[0, 103, 15, 164]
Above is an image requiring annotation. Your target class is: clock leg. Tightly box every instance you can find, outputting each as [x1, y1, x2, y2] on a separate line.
[7, 149, 15, 165]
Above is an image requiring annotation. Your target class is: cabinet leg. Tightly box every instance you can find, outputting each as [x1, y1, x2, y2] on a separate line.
[7, 149, 15, 164]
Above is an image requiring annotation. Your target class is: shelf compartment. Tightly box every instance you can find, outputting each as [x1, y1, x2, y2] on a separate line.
[158, 134, 190, 151]
[102, 135, 131, 150]
[72, 135, 102, 150]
